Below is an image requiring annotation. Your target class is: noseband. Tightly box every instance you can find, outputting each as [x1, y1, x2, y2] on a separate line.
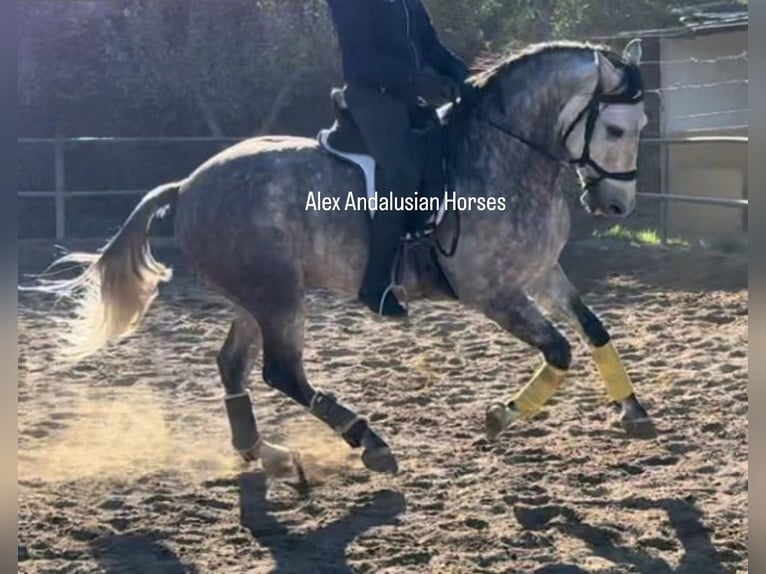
[475, 51, 644, 185]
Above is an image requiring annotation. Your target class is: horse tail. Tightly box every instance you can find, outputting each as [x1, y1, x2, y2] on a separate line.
[25, 180, 183, 362]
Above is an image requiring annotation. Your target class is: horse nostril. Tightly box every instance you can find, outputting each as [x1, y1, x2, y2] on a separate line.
[608, 204, 624, 216]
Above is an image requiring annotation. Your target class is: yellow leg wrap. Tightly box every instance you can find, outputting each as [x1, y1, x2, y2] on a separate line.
[592, 342, 635, 401]
[512, 363, 567, 419]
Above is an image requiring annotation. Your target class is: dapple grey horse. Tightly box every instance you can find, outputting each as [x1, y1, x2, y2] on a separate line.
[29, 40, 655, 478]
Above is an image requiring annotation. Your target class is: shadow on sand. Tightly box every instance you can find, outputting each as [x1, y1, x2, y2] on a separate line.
[238, 472, 406, 574]
[90, 534, 198, 574]
[560, 241, 747, 295]
[520, 496, 729, 574]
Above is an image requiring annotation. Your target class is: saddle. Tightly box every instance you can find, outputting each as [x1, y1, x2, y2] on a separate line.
[317, 87, 452, 239]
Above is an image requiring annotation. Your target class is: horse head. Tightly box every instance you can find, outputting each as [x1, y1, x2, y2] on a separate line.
[463, 38, 647, 219]
[567, 39, 647, 218]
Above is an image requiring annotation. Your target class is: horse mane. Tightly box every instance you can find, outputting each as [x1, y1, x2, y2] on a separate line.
[439, 39, 642, 128]
[441, 39, 642, 169]
[467, 40, 631, 90]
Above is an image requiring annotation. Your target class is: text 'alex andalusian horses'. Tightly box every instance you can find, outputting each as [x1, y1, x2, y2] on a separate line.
[27, 40, 656, 478]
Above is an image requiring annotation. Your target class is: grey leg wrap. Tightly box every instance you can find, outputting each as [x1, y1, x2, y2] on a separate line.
[224, 392, 259, 451]
[309, 391, 397, 474]
[309, 391, 368, 448]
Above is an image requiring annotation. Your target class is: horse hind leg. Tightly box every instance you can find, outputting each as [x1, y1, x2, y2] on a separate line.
[211, 247, 397, 475]
[258, 302, 398, 475]
[217, 312, 296, 475]
[218, 312, 261, 457]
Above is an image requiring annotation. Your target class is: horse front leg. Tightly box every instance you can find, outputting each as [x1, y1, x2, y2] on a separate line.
[532, 264, 656, 439]
[481, 290, 573, 440]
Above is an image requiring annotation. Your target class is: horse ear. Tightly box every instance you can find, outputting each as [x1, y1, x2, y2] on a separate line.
[623, 38, 642, 66]
[596, 52, 622, 91]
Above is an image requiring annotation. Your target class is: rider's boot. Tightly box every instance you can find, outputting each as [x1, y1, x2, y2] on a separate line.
[358, 208, 408, 317]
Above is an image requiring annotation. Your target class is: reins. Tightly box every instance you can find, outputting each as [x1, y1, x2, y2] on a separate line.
[473, 50, 644, 184]
[413, 50, 644, 287]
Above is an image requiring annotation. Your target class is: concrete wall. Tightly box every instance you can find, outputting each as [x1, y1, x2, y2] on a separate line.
[659, 29, 747, 238]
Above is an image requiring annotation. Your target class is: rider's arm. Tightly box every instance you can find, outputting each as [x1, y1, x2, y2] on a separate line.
[413, 1, 469, 85]
[325, 0, 419, 104]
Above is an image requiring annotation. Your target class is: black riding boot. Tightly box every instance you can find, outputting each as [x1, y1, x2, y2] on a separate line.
[358, 209, 408, 317]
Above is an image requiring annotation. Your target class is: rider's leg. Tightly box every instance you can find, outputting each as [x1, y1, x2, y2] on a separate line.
[409, 118, 446, 234]
[362, 194, 410, 315]
[344, 84, 423, 316]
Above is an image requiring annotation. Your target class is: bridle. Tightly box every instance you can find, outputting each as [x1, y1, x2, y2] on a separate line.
[475, 51, 644, 186]
[562, 77, 644, 184]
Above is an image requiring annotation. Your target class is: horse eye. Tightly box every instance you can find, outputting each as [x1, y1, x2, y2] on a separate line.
[606, 125, 625, 139]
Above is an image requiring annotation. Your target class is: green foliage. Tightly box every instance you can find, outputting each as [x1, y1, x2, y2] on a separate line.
[595, 224, 690, 247]
[114, 0, 338, 134]
[595, 224, 749, 254]
[18, 2, 125, 128]
[19, 0, 339, 135]
[426, 0, 705, 53]
[18, 0, 713, 136]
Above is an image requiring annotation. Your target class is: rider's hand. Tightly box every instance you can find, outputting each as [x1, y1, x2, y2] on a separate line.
[458, 81, 481, 109]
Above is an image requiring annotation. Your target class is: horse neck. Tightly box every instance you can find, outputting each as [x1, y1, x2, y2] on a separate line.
[449, 51, 597, 197]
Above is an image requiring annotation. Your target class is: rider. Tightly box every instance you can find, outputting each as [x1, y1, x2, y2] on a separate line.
[325, 0, 477, 317]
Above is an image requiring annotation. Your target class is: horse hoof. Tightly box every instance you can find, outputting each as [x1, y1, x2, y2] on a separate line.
[258, 440, 298, 477]
[485, 403, 513, 441]
[362, 447, 398, 475]
[620, 414, 658, 440]
[237, 446, 258, 462]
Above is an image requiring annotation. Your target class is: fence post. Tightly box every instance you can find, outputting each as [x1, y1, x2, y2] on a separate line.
[54, 130, 66, 242]
[741, 166, 748, 233]
[658, 102, 669, 245]
[660, 152, 668, 245]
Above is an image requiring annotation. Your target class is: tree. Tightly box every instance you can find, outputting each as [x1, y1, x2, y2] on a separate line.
[19, 0, 340, 136]
[115, 0, 339, 136]
[18, 1, 127, 134]
[19, 0, 724, 136]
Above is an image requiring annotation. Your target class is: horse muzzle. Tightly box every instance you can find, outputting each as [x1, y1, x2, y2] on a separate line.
[580, 183, 635, 219]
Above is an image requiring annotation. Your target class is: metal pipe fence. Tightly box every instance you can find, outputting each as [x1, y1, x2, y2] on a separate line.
[18, 134, 748, 243]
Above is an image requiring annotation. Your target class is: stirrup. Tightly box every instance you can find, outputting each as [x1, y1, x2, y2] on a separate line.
[378, 283, 408, 316]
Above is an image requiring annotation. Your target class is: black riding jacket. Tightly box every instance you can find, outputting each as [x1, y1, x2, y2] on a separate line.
[325, 0, 469, 103]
